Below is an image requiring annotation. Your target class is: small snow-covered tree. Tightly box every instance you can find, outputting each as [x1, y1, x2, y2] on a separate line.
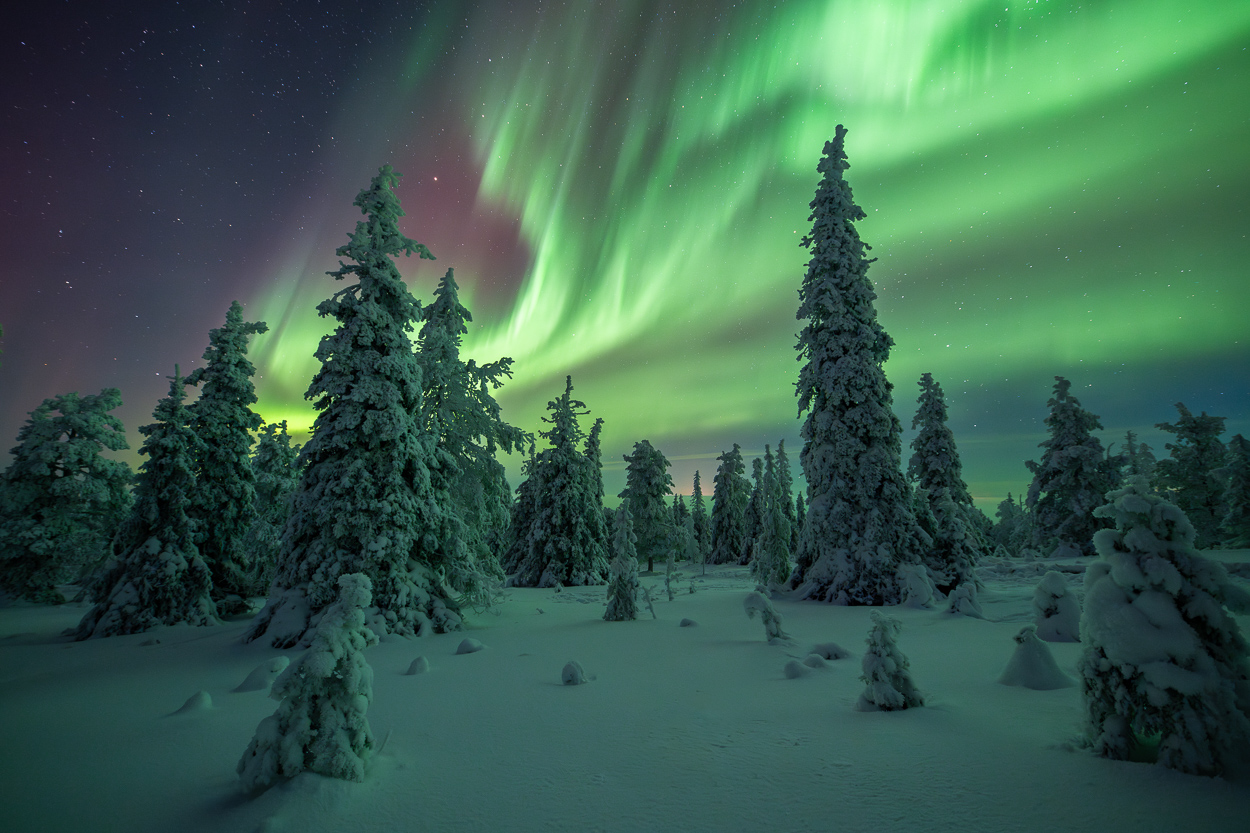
[247, 165, 471, 648]
[416, 267, 528, 577]
[743, 590, 789, 642]
[790, 125, 922, 605]
[185, 300, 268, 615]
[709, 444, 750, 565]
[1079, 478, 1250, 775]
[689, 470, 711, 562]
[857, 611, 924, 711]
[1026, 377, 1120, 556]
[620, 439, 675, 572]
[508, 377, 609, 587]
[1033, 570, 1080, 642]
[0, 389, 133, 602]
[238, 572, 378, 791]
[604, 503, 640, 621]
[243, 421, 300, 596]
[1220, 434, 1250, 548]
[1154, 403, 1228, 549]
[76, 369, 218, 638]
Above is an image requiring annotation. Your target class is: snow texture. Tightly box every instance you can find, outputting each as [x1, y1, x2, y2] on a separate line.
[237, 572, 378, 792]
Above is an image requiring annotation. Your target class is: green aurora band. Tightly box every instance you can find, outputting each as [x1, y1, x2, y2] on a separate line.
[246, 0, 1250, 507]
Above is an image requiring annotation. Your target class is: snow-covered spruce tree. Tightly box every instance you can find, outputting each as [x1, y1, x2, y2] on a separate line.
[857, 610, 924, 711]
[238, 572, 378, 791]
[0, 389, 133, 603]
[750, 456, 792, 588]
[925, 486, 980, 593]
[584, 418, 607, 516]
[1033, 570, 1080, 642]
[790, 125, 922, 605]
[604, 503, 640, 621]
[794, 492, 806, 538]
[500, 441, 541, 575]
[1121, 430, 1157, 483]
[1025, 377, 1121, 557]
[247, 165, 473, 648]
[509, 377, 609, 587]
[775, 440, 799, 553]
[908, 372, 988, 559]
[1154, 403, 1228, 549]
[185, 301, 268, 615]
[990, 492, 1030, 554]
[740, 455, 766, 565]
[620, 439, 675, 572]
[416, 267, 528, 577]
[76, 369, 218, 638]
[1220, 434, 1250, 548]
[743, 590, 790, 642]
[243, 421, 301, 597]
[689, 470, 711, 562]
[672, 493, 689, 534]
[1079, 478, 1250, 775]
[709, 444, 750, 565]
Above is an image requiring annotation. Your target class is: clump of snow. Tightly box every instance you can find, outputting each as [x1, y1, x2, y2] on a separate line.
[743, 590, 789, 643]
[898, 563, 936, 609]
[404, 656, 430, 676]
[998, 625, 1075, 690]
[679, 618, 697, 627]
[856, 611, 924, 712]
[237, 572, 378, 793]
[234, 657, 290, 693]
[784, 659, 813, 679]
[802, 654, 829, 669]
[1079, 479, 1250, 776]
[455, 638, 486, 655]
[561, 661, 588, 686]
[808, 642, 850, 661]
[1033, 571, 1080, 642]
[944, 582, 984, 618]
[169, 690, 212, 716]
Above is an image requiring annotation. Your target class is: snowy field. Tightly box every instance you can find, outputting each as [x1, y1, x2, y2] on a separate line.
[2, 557, 1248, 833]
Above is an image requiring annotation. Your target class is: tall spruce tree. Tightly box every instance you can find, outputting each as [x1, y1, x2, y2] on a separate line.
[774, 440, 799, 552]
[1025, 377, 1121, 557]
[740, 455, 767, 565]
[584, 418, 606, 512]
[709, 444, 750, 565]
[243, 420, 301, 596]
[789, 125, 921, 605]
[603, 502, 640, 621]
[247, 165, 474, 648]
[751, 456, 793, 588]
[1220, 434, 1250, 548]
[508, 377, 609, 587]
[620, 439, 675, 572]
[185, 301, 268, 614]
[416, 267, 527, 575]
[0, 389, 133, 602]
[689, 470, 711, 561]
[76, 368, 217, 638]
[1154, 403, 1228, 549]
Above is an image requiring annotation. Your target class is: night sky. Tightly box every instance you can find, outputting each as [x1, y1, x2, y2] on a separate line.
[3, 0, 1247, 512]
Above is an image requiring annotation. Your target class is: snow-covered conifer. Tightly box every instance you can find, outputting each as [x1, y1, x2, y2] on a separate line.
[750, 453, 792, 588]
[509, 378, 609, 587]
[0, 389, 132, 602]
[620, 439, 675, 572]
[898, 563, 935, 608]
[925, 487, 980, 593]
[740, 455, 767, 566]
[247, 165, 471, 647]
[1079, 478, 1250, 775]
[774, 440, 799, 552]
[238, 572, 378, 791]
[990, 492, 1030, 554]
[501, 443, 541, 575]
[944, 581, 984, 619]
[584, 418, 606, 512]
[857, 611, 924, 711]
[416, 267, 528, 579]
[76, 369, 217, 638]
[743, 590, 789, 642]
[790, 126, 922, 605]
[1025, 377, 1120, 556]
[998, 625, 1075, 690]
[1154, 403, 1228, 549]
[1220, 434, 1250, 548]
[1121, 430, 1157, 483]
[1033, 570, 1080, 642]
[185, 301, 268, 614]
[243, 421, 300, 596]
[604, 504, 640, 621]
[689, 470, 711, 562]
[709, 444, 750, 565]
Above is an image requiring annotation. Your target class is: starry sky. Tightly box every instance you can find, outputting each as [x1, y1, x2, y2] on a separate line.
[2, 0, 1247, 513]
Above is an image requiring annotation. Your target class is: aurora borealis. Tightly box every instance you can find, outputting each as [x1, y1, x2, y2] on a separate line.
[2, 0, 1248, 511]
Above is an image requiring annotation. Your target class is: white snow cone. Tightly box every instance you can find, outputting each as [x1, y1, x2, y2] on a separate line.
[857, 611, 924, 711]
[1079, 479, 1250, 776]
[998, 625, 1075, 690]
[1033, 570, 1080, 642]
[237, 572, 379, 792]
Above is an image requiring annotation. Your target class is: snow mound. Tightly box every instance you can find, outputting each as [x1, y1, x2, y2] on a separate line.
[679, 618, 697, 627]
[404, 656, 430, 676]
[802, 654, 829, 669]
[234, 657, 291, 692]
[998, 625, 1075, 690]
[808, 642, 850, 660]
[784, 659, 814, 679]
[945, 582, 984, 618]
[168, 690, 212, 716]
[899, 563, 936, 608]
[455, 638, 486, 655]
[562, 661, 588, 685]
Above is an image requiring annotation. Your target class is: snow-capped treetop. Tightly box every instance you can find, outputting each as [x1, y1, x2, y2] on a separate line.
[1154, 402, 1228, 549]
[908, 372, 973, 507]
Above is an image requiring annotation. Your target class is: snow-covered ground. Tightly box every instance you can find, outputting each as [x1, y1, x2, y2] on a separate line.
[2, 557, 1248, 833]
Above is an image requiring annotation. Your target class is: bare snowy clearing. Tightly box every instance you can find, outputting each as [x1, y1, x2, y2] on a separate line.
[1, 559, 1248, 833]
